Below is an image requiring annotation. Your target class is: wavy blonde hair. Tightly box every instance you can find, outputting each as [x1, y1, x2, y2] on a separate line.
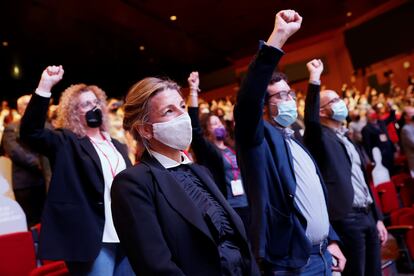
[56, 84, 109, 137]
[123, 77, 180, 148]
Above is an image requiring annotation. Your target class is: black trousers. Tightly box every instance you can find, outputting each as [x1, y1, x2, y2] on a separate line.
[332, 208, 381, 276]
[14, 185, 46, 227]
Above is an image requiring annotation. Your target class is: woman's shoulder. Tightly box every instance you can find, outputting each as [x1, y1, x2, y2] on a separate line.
[113, 163, 153, 189]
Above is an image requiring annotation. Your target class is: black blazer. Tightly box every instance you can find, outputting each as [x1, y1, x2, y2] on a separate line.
[234, 43, 338, 269]
[361, 114, 396, 171]
[2, 121, 45, 190]
[20, 93, 131, 262]
[111, 152, 259, 276]
[303, 84, 382, 221]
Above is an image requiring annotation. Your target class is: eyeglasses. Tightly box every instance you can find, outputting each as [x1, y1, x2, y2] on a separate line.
[321, 97, 341, 108]
[269, 90, 296, 101]
[79, 99, 101, 110]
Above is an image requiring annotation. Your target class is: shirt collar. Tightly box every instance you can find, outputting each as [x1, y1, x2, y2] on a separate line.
[335, 126, 349, 137]
[149, 150, 192, 169]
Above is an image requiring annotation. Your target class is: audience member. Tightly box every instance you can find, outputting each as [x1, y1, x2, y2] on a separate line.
[400, 107, 414, 177]
[20, 66, 134, 276]
[1, 95, 46, 227]
[234, 10, 345, 275]
[111, 77, 259, 275]
[303, 59, 387, 276]
[187, 71, 250, 229]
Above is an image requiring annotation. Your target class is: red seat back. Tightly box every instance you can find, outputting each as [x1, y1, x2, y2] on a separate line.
[29, 261, 69, 276]
[376, 181, 400, 213]
[0, 231, 36, 276]
[399, 211, 414, 259]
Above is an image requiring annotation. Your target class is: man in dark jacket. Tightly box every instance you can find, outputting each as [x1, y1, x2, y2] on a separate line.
[303, 59, 387, 276]
[1, 95, 46, 227]
[362, 108, 396, 174]
[234, 9, 345, 275]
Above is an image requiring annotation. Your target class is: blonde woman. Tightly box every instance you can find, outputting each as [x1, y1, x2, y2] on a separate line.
[20, 66, 134, 276]
[111, 77, 259, 276]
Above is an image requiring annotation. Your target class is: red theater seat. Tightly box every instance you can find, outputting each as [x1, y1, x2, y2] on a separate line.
[29, 261, 69, 276]
[0, 231, 37, 276]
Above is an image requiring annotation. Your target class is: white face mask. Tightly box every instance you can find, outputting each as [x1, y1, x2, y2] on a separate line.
[152, 113, 193, 150]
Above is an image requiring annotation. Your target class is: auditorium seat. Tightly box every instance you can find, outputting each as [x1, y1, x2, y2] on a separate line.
[0, 231, 36, 276]
[29, 261, 69, 276]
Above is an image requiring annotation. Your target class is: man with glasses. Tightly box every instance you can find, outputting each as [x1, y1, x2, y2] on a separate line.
[303, 59, 387, 276]
[234, 10, 345, 275]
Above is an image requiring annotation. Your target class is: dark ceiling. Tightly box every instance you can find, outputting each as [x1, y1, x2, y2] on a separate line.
[0, 0, 390, 103]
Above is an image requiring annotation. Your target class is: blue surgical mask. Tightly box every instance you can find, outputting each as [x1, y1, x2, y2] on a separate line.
[273, 100, 298, 127]
[331, 100, 348, 122]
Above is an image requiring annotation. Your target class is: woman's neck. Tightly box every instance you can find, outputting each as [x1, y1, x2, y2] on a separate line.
[86, 128, 103, 141]
[213, 139, 226, 150]
[149, 140, 181, 162]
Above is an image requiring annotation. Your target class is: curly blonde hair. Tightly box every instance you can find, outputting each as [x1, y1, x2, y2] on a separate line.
[56, 84, 109, 137]
[123, 77, 180, 148]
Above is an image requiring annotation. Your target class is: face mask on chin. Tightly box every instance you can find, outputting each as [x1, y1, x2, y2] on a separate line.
[272, 100, 298, 127]
[85, 107, 103, 128]
[152, 113, 193, 150]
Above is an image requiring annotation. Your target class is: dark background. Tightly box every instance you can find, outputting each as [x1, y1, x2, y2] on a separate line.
[0, 0, 396, 106]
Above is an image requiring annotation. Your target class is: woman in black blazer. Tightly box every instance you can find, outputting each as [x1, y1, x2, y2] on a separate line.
[186, 72, 249, 229]
[20, 66, 134, 275]
[111, 77, 259, 276]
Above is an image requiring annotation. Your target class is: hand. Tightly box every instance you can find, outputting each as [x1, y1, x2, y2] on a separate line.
[306, 59, 323, 83]
[267, 10, 303, 49]
[37, 65, 64, 92]
[188, 71, 200, 91]
[377, 220, 388, 246]
[327, 242, 346, 272]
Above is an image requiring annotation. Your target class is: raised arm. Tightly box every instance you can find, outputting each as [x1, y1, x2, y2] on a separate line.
[186, 72, 223, 166]
[303, 59, 324, 143]
[234, 10, 302, 148]
[20, 66, 64, 156]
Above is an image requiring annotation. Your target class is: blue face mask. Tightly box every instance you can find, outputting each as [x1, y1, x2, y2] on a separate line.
[331, 100, 348, 122]
[273, 100, 298, 127]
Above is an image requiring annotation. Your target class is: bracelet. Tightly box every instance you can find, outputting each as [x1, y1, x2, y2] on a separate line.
[189, 93, 198, 96]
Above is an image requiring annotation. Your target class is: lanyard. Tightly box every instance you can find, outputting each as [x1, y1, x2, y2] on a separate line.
[89, 133, 120, 178]
[221, 147, 239, 180]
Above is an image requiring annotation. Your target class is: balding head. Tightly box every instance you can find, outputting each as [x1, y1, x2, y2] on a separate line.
[404, 106, 414, 121]
[17, 95, 31, 115]
[319, 90, 340, 119]
[320, 90, 339, 107]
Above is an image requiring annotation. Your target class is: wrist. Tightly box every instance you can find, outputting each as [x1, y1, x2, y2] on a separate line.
[35, 88, 52, 98]
[267, 30, 288, 49]
[309, 78, 321, 85]
[190, 87, 200, 92]
[37, 81, 53, 92]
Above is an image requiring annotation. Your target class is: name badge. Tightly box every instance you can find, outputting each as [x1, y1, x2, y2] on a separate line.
[379, 134, 388, 142]
[231, 179, 245, 196]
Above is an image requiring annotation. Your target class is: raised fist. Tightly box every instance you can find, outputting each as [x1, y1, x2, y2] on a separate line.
[188, 71, 200, 91]
[38, 65, 64, 92]
[306, 59, 323, 82]
[275, 10, 302, 37]
[267, 10, 302, 49]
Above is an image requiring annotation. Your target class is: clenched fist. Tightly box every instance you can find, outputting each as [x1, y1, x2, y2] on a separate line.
[306, 59, 323, 83]
[267, 10, 303, 49]
[37, 65, 64, 92]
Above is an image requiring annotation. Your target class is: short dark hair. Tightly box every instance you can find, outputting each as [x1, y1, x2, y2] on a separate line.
[265, 71, 288, 104]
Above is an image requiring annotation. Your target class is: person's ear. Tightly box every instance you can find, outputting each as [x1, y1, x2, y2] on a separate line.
[320, 107, 329, 118]
[137, 123, 153, 140]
